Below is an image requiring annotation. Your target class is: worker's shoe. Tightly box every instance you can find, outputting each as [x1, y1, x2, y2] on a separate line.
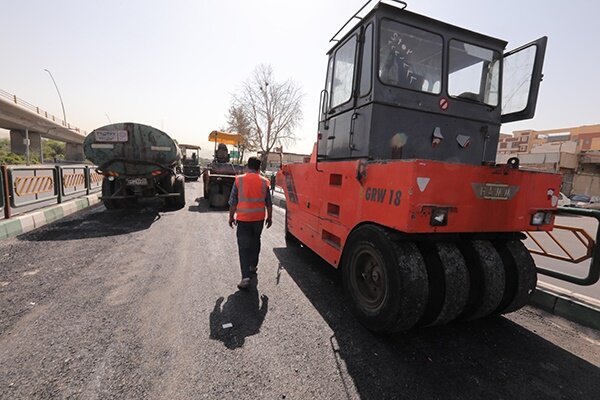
[237, 278, 251, 290]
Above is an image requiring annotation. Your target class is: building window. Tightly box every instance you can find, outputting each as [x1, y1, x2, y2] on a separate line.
[499, 143, 507, 149]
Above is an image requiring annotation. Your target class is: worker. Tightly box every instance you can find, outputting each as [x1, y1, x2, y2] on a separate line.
[228, 156, 273, 290]
[270, 173, 276, 195]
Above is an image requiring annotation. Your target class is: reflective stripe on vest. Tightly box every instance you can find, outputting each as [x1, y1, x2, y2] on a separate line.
[235, 173, 268, 221]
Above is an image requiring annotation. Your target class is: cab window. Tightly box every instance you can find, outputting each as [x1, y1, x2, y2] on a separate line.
[379, 19, 442, 94]
[330, 35, 357, 108]
[448, 40, 500, 106]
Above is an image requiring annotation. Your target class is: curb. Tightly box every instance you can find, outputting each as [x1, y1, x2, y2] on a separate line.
[273, 191, 598, 330]
[272, 192, 286, 210]
[0, 194, 101, 239]
[531, 282, 600, 331]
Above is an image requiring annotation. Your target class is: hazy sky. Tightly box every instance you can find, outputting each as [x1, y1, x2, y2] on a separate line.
[1, 0, 598, 157]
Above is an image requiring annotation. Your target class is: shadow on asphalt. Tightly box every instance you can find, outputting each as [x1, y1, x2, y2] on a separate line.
[18, 206, 161, 241]
[209, 288, 269, 350]
[273, 245, 600, 399]
[188, 197, 229, 213]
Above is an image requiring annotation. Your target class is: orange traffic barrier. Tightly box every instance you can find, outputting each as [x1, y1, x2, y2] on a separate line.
[62, 173, 86, 189]
[13, 176, 54, 196]
[89, 171, 104, 184]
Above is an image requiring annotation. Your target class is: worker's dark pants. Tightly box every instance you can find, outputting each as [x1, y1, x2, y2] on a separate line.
[236, 220, 264, 279]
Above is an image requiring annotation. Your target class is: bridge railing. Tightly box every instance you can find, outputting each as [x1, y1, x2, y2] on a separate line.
[0, 88, 86, 134]
[1, 165, 102, 219]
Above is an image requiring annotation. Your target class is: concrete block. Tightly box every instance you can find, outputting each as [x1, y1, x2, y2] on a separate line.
[554, 299, 600, 331]
[17, 215, 35, 233]
[31, 211, 46, 228]
[87, 194, 101, 206]
[75, 199, 88, 210]
[44, 207, 64, 223]
[0, 219, 23, 239]
[61, 202, 77, 215]
[530, 289, 558, 313]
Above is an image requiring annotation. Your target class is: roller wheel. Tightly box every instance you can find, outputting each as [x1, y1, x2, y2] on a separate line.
[459, 240, 505, 320]
[494, 240, 537, 314]
[284, 209, 299, 246]
[417, 242, 470, 327]
[342, 225, 428, 333]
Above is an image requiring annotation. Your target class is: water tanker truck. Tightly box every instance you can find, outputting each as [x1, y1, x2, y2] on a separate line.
[84, 122, 185, 209]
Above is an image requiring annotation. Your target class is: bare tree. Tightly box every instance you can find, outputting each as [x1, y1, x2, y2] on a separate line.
[232, 64, 303, 170]
[226, 105, 253, 162]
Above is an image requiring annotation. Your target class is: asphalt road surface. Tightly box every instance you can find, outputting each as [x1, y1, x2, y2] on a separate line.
[0, 181, 599, 399]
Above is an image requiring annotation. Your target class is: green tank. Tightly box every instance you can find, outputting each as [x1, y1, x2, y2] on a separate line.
[84, 122, 181, 176]
[84, 122, 185, 209]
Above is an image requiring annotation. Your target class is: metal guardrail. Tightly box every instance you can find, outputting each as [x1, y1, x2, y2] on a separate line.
[1, 165, 102, 219]
[0, 88, 86, 134]
[527, 207, 600, 286]
[8, 166, 58, 208]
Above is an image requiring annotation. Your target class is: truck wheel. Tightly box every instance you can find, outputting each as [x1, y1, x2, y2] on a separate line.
[101, 178, 116, 209]
[494, 240, 537, 314]
[459, 240, 505, 320]
[173, 176, 186, 208]
[342, 225, 428, 333]
[416, 242, 470, 327]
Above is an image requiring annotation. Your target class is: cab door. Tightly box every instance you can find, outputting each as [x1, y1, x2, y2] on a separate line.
[501, 36, 548, 123]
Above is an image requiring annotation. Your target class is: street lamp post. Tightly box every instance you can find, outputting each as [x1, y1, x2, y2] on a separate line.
[44, 68, 67, 126]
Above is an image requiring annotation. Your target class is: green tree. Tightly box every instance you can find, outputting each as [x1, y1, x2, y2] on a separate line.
[0, 138, 42, 165]
[43, 139, 65, 161]
[226, 105, 254, 162]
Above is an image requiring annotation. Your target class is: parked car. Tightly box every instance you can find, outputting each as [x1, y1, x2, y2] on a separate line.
[557, 192, 571, 207]
[569, 194, 592, 208]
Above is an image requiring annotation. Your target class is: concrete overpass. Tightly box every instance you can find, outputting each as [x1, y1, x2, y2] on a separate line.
[0, 88, 86, 161]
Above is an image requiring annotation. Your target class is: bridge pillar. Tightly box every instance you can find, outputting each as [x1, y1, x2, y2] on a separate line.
[65, 142, 84, 162]
[10, 129, 42, 160]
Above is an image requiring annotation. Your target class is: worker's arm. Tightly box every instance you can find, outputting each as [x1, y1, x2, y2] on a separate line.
[265, 186, 273, 228]
[228, 205, 237, 228]
[265, 205, 273, 228]
[228, 181, 238, 228]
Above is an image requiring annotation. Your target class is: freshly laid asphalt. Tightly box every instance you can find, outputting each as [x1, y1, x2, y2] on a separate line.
[0, 181, 598, 399]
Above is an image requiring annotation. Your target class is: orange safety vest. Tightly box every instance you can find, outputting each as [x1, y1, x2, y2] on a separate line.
[235, 172, 270, 222]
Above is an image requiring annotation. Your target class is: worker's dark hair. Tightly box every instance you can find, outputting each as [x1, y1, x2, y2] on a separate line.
[247, 157, 261, 171]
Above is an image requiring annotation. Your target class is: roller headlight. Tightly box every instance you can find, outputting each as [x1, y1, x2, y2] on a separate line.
[531, 211, 553, 226]
[430, 208, 448, 226]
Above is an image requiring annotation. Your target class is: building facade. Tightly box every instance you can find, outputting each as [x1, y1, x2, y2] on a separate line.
[497, 124, 600, 196]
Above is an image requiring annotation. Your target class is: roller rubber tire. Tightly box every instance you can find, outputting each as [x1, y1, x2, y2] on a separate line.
[342, 225, 428, 333]
[494, 240, 537, 314]
[417, 242, 470, 327]
[459, 240, 505, 320]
